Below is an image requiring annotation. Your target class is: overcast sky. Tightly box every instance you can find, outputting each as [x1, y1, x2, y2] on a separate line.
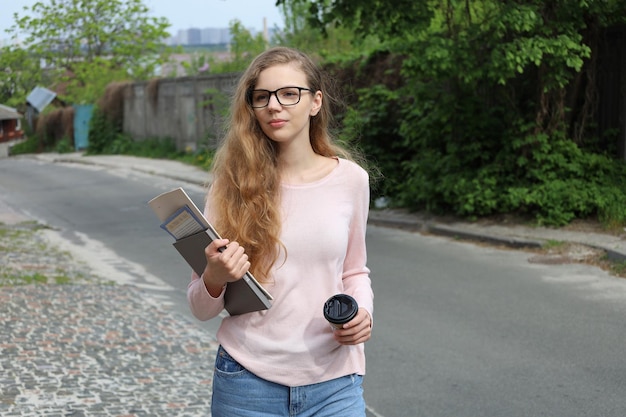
[1, 0, 285, 40]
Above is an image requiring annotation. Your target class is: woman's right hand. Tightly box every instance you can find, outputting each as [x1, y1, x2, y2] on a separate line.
[201, 238, 250, 297]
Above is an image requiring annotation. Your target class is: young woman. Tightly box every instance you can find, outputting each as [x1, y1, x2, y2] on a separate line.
[187, 46, 374, 416]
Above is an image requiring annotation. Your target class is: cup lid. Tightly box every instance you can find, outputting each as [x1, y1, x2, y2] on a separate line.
[323, 294, 358, 324]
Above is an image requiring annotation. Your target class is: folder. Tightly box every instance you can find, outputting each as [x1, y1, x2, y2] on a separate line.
[148, 187, 273, 316]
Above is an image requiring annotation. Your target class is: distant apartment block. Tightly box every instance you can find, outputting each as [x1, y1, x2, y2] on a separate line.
[201, 28, 230, 45]
[166, 26, 277, 46]
[187, 28, 202, 45]
[167, 27, 233, 46]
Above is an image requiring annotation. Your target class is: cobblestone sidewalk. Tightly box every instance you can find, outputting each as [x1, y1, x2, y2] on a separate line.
[0, 221, 218, 416]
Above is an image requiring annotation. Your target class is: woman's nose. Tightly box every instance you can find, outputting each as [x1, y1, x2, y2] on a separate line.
[267, 93, 282, 110]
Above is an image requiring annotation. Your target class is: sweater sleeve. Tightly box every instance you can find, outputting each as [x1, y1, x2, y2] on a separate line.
[187, 271, 225, 321]
[342, 166, 374, 320]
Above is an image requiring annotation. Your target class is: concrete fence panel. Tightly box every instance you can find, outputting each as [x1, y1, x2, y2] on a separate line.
[123, 73, 240, 152]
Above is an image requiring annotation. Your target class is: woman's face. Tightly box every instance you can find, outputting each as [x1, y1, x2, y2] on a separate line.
[252, 63, 322, 147]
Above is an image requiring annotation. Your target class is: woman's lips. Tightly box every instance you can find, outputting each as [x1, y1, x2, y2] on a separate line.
[269, 119, 286, 128]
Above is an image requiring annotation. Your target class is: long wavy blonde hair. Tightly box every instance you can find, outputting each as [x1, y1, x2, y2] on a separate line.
[209, 47, 355, 282]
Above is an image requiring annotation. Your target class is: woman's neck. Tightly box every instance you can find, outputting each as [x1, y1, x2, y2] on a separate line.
[278, 147, 337, 185]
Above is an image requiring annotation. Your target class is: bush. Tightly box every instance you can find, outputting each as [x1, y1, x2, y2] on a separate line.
[340, 84, 406, 202]
[339, 68, 626, 228]
[86, 107, 120, 154]
[9, 137, 39, 155]
[54, 136, 74, 153]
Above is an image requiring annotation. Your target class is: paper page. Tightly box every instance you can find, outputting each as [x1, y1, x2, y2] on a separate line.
[148, 188, 209, 226]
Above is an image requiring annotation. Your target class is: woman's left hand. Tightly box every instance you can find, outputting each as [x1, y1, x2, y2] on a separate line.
[334, 308, 372, 345]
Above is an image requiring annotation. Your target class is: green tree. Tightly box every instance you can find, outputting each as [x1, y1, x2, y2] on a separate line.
[275, 0, 380, 61]
[284, 0, 626, 226]
[209, 20, 268, 73]
[7, 0, 173, 103]
[0, 46, 44, 107]
[180, 51, 212, 76]
[276, 0, 432, 41]
[229, 20, 268, 70]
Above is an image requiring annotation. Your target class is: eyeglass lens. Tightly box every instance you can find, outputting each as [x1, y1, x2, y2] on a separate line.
[251, 87, 306, 108]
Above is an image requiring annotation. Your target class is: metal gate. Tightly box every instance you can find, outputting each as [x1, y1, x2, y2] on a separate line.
[73, 104, 94, 150]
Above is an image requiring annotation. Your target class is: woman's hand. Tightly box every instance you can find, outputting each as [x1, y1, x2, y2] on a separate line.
[334, 308, 372, 345]
[201, 238, 250, 297]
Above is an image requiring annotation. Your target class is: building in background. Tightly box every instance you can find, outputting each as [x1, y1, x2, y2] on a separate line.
[165, 25, 277, 47]
[167, 27, 233, 46]
[0, 105, 24, 143]
[0, 104, 25, 157]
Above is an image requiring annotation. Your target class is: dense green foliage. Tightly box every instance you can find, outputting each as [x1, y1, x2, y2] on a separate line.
[0, 46, 44, 108]
[274, 0, 380, 61]
[87, 108, 127, 154]
[87, 107, 213, 170]
[7, 0, 626, 228]
[1, 0, 172, 105]
[283, 0, 626, 227]
[9, 136, 39, 155]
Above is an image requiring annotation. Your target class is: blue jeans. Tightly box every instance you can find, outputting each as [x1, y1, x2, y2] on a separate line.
[211, 346, 365, 417]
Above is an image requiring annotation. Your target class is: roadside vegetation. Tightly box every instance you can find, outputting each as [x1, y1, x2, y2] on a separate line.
[0, 222, 97, 286]
[3, 0, 626, 231]
[531, 243, 626, 280]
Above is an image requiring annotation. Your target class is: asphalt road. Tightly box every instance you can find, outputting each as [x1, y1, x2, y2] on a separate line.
[2, 156, 626, 417]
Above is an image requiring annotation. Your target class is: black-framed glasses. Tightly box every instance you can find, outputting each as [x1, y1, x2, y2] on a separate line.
[249, 86, 313, 108]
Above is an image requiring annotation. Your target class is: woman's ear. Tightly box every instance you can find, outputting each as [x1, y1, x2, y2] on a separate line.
[310, 91, 323, 116]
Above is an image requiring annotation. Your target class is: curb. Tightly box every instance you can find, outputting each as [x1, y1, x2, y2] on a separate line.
[51, 156, 209, 187]
[368, 217, 546, 250]
[31, 153, 626, 264]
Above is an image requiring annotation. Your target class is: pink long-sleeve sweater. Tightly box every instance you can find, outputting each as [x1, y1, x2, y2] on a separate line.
[187, 157, 373, 387]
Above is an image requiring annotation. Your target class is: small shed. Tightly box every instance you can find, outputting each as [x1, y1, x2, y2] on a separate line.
[0, 105, 24, 142]
[25, 86, 58, 129]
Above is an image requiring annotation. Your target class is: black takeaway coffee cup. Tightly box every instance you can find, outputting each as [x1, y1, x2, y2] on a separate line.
[323, 294, 358, 329]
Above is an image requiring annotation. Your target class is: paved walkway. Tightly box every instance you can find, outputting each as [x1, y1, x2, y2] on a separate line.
[2, 152, 626, 416]
[1, 285, 217, 416]
[0, 203, 218, 416]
